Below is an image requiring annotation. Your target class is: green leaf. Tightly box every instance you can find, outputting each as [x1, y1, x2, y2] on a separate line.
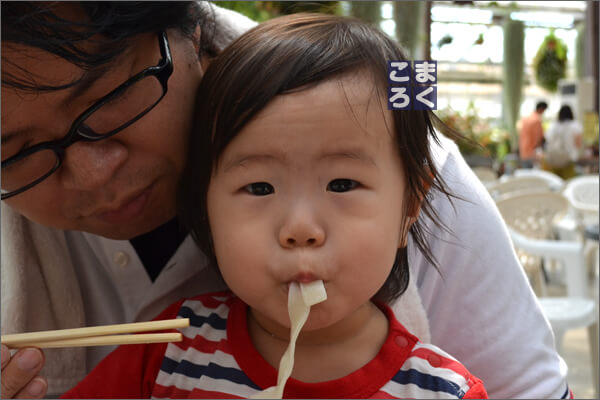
[533, 31, 568, 92]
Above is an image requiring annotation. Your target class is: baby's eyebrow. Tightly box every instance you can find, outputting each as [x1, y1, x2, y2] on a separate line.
[318, 149, 377, 166]
[222, 153, 284, 173]
[221, 148, 377, 172]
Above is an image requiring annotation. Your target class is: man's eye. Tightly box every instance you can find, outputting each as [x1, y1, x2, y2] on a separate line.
[244, 182, 274, 196]
[327, 179, 359, 193]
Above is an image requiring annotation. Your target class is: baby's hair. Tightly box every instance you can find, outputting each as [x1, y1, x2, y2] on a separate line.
[179, 13, 461, 303]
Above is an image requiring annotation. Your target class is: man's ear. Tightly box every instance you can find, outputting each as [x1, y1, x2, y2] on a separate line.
[192, 24, 213, 73]
[192, 24, 202, 57]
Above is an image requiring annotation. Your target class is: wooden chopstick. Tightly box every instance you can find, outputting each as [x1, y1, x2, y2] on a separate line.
[2, 318, 189, 349]
[5, 333, 183, 349]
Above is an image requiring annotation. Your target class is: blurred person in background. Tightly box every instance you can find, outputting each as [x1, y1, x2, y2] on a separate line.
[541, 105, 583, 179]
[518, 101, 548, 167]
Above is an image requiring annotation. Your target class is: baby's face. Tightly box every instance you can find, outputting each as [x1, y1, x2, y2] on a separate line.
[206, 73, 409, 338]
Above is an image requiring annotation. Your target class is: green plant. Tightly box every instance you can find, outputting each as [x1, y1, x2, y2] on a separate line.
[437, 103, 510, 161]
[214, 1, 273, 22]
[474, 33, 484, 45]
[533, 30, 568, 92]
[437, 34, 453, 48]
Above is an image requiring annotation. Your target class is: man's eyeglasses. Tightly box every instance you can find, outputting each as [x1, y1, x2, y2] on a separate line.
[1, 31, 173, 200]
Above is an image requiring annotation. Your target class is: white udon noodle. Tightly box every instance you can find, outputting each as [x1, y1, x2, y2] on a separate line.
[250, 280, 327, 399]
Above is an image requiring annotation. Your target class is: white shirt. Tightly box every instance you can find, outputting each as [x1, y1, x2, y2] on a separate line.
[409, 135, 568, 399]
[545, 119, 583, 162]
[63, 232, 226, 369]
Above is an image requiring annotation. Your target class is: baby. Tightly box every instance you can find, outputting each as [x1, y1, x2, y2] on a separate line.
[64, 13, 487, 399]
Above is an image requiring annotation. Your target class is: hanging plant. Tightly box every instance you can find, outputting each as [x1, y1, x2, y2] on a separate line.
[437, 34, 453, 48]
[532, 30, 567, 92]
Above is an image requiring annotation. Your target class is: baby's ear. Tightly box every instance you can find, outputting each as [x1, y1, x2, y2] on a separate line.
[406, 197, 422, 227]
[407, 166, 434, 218]
[398, 197, 421, 248]
[421, 163, 435, 196]
[398, 169, 434, 247]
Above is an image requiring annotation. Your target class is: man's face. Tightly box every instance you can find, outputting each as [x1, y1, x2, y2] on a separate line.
[1, 28, 204, 239]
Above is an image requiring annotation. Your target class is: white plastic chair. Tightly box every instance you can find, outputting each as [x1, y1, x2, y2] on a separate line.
[488, 176, 552, 200]
[496, 190, 568, 295]
[507, 229, 598, 398]
[471, 166, 497, 187]
[563, 175, 599, 216]
[563, 175, 600, 278]
[513, 168, 565, 191]
[496, 192, 598, 396]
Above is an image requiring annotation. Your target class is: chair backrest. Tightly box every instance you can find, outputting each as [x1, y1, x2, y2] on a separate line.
[488, 176, 553, 200]
[508, 228, 587, 297]
[513, 168, 565, 191]
[496, 190, 569, 240]
[563, 175, 599, 215]
[496, 191, 589, 297]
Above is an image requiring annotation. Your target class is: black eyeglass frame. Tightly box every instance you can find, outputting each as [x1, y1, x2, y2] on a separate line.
[1, 31, 173, 200]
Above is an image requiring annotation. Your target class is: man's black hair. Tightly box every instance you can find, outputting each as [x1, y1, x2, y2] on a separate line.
[1, 1, 214, 92]
[535, 101, 548, 112]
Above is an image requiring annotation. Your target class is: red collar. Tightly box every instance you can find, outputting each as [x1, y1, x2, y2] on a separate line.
[227, 298, 418, 398]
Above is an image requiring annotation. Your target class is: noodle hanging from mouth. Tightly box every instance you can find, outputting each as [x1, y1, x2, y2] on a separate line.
[250, 280, 327, 399]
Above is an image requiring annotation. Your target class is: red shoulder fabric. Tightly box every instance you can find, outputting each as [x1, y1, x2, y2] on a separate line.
[462, 376, 488, 399]
[61, 299, 186, 399]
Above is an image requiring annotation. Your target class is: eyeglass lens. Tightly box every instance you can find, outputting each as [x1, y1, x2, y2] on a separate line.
[2, 75, 164, 195]
[1, 149, 59, 192]
[82, 75, 164, 136]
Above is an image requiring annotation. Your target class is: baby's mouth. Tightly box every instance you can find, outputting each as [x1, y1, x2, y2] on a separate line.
[288, 271, 318, 284]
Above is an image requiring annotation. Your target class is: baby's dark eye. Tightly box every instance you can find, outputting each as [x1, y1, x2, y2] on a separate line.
[244, 182, 274, 196]
[327, 179, 358, 193]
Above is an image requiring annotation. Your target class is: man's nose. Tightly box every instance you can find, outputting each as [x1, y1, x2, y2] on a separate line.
[278, 203, 326, 249]
[60, 140, 128, 190]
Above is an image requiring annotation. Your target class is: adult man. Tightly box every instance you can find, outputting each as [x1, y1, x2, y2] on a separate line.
[519, 101, 548, 165]
[1, 2, 569, 399]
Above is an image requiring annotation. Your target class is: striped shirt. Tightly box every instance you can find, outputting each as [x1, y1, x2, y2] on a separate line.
[63, 292, 487, 399]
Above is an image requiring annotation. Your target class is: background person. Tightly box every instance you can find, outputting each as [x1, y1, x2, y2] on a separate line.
[1, 2, 569, 398]
[518, 100, 548, 167]
[541, 105, 583, 179]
